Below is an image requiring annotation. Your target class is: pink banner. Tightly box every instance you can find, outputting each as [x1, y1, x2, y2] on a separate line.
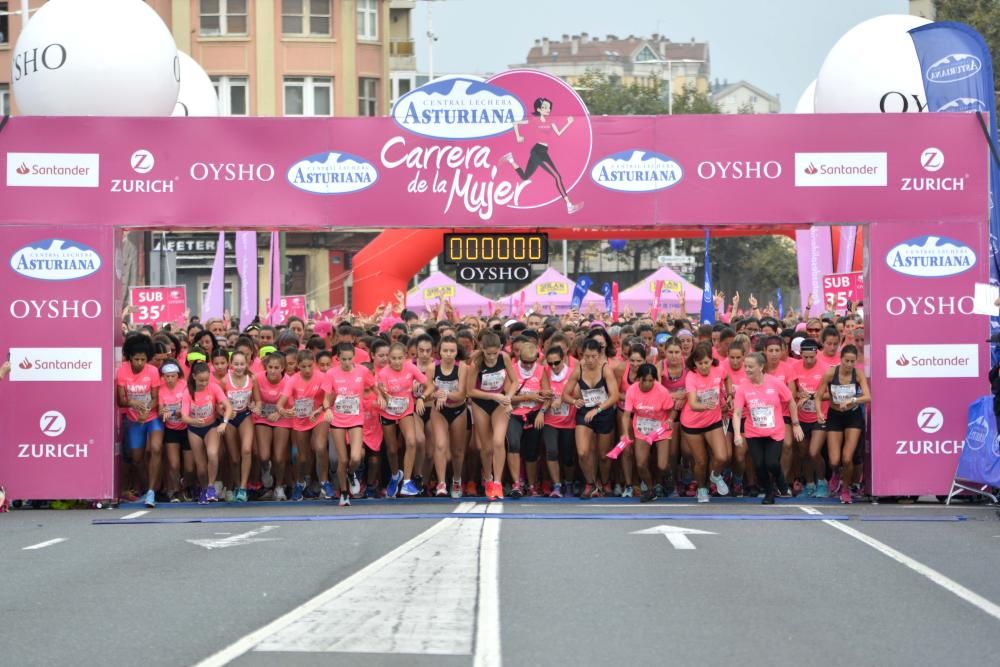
[650, 280, 664, 320]
[201, 231, 225, 320]
[235, 231, 257, 328]
[0, 81, 986, 230]
[0, 228, 116, 500]
[868, 221, 988, 495]
[611, 281, 619, 321]
[267, 295, 306, 323]
[129, 285, 186, 327]
[837, 226, 859, 274]
[821, 272, 863, 313]
[795, 227, 834, 315]
[268, 231, 281, 325]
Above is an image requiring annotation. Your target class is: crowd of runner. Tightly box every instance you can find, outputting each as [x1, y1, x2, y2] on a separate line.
[116, 295, 870, 508]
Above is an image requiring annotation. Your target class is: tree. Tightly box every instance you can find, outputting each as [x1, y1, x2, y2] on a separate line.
[575, 70, 670, 115]
[935, 0, 1000, 92]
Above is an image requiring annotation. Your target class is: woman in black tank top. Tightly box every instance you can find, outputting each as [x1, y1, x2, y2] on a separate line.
[562, 339, 620, 498]
[429, 337, 470, 498]
[465, 332, 515, 501]
[816, 345, 870, 504]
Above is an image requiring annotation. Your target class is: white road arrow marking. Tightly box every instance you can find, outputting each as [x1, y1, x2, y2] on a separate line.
[186, 525, 281, 550]
[631, 524, 718, 550]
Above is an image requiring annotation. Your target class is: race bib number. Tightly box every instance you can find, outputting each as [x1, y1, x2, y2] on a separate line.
[436, 379, 459, 395]
[697, 388, 720, 407]
[162, 402, 181, 420]
[334, 394, 361, 416]
[294, 398, 314, 419]
[230, 389, 251, 412]
[551, 402, 570, 417]
[129, 390, 152, 410]
[582, 387, 608, 408]
[750, 405, 775, 429]
[261, 403, 279, 419]
[480, 371, 505, 392]
[192, 403, 214, 420]
[636, 417, 661, 436]
[831, 384, 855, 404]
[387, 396, 409, 416]
[801, 397, 816, 414]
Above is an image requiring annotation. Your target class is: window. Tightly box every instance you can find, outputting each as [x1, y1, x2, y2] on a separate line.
[0, 84, 8, 116]
[634, 45, 658, 63]
[285, 255, 307, 295]
[211, 76, 249, 115]
[281, 0, 331, 36]
[284, 76, 333, 116]
[357, 0, 377, 40]
[358, 78, 378, 116]
[0, 2, 9, 44]
[200, 0, 248, 36]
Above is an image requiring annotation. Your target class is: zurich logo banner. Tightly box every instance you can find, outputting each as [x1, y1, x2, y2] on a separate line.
[956, 396, 1000, 488]
[910, 22, 1000, 363]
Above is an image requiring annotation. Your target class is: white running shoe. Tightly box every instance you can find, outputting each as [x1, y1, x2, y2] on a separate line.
[339, 492, 351, 507]
[451, 479, 463, 499]
[697, 487, 710, 503]
[261, 462, 274, 489]
[567, 202, 584, 215]
[274, 486, 287, 502]
[710, 471, 729, 497]
[214, 481, 224, 497]
[349, 472, 361, 497]
[224, 488, 235, 503]
[621, 485, 634, 498]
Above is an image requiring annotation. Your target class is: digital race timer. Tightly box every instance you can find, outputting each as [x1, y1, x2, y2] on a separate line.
[442, 233, 548, 266]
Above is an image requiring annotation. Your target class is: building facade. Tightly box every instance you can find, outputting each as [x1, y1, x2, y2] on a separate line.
[516, 33, 710, 96]
[711, 79, 780, 114]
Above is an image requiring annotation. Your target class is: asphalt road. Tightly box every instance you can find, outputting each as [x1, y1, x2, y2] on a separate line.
[2, 497, 998, 667]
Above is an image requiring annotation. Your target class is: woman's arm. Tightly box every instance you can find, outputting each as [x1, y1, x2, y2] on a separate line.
[552, 115, 574, 136]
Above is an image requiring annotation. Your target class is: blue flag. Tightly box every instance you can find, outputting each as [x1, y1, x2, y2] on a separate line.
[956, 396, 1000, 488]
[699, 231, 715, 324]
[776, 288, 784, 318]
[910, 22, 1000, 363]
[602, 282, 612, 312]
[570, 275, 592, 310]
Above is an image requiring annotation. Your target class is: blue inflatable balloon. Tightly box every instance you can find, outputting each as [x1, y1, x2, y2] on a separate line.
[609, 240, 627, 252]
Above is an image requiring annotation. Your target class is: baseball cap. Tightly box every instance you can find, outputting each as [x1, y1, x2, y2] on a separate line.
[655, 332, 669, 345]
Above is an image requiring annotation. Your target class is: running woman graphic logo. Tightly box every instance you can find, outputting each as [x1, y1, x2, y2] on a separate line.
[9, 239, 102, 281]
[885, 235, 976, 277]
[287, 152, 379, 195]
[391, 77, 527, 140]
[590, 150, 683, 193]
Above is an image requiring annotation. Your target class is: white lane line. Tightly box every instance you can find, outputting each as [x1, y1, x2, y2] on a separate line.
[120, 510, 149, 520]
[801, 506, 1000, 622]
[187, 526, 281, 550]
[192, 502, 482, 666]
[474, 502, 502, 667]
[22, 538, 66, 551]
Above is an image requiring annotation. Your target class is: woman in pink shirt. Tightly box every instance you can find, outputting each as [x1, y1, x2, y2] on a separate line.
[624, 363, 678, 504]
[378, 343, 433, 498]
[681, 342, 731, 503]
[116, 335, 163, 508]
[540, 344, 576, 498]
[181, 361, 234, 503]
[253, 351, 292, 501]
[613, 343, 648, 499]
[278, 350, 333, 502]
[793, 339, 830, 498]
[660, 338, 689, 497]
[734, 352, 804, 504]
[763, 336, 799, 493]
[324, 343, 376, 506]
[506, 340, 549, 498]
[157, 359, 189, 504]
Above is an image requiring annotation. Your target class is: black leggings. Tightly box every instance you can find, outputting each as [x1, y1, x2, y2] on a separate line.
[506, 416, 542, 462]
[748, 437, 783, 492]
[516, 144, 569, 199]
[542, 426, 576, 468]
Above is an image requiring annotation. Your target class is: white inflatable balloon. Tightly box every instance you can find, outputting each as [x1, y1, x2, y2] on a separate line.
[172, 52, 219, 117]
[11, 0, 179, 116]
[814, 14, 931, 114]
[794, 80, 816, 114]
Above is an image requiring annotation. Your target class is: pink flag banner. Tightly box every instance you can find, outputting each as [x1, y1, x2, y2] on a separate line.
[795, 227, 834, 315]
[235, 231, 257, 328]
[268, 231, 281, 325]
[201, 231, 225, 320]
[836, 226, 859, 274]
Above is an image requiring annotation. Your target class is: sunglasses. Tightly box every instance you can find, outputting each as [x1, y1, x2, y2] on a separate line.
[807, 328, 821, 333]
[547, 361, 562, 367]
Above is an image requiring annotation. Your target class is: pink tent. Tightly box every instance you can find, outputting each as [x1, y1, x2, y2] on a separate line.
[407, 272, 494, 315]
[502, 267, 605, 315]
[618, 266, 703, 315]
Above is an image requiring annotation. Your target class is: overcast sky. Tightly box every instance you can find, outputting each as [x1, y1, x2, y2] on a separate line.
[411, 0, 909, 110]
